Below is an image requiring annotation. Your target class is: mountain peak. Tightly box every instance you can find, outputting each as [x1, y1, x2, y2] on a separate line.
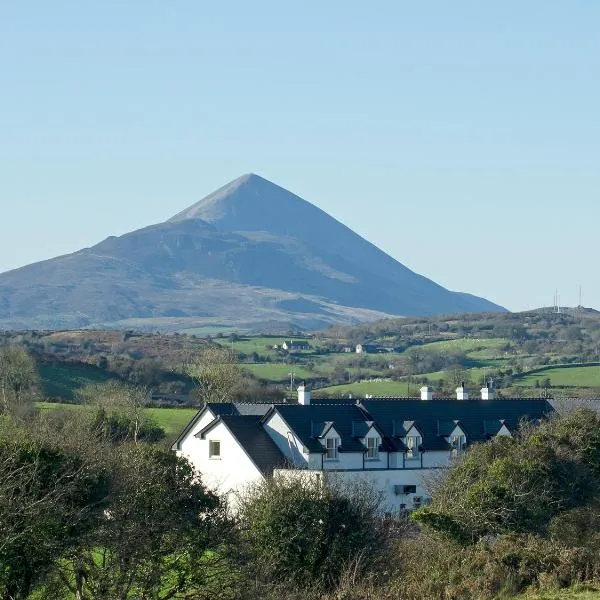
[168, 173, 284, 224]
[0, 174, 505, 331]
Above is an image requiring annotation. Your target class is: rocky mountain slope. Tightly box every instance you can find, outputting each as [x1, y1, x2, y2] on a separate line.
[0, 174, 505, 331]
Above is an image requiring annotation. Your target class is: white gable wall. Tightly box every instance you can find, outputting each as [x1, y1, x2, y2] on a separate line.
[186, 421, 263, 497]
[176, 409, 217, 458]
[497, 424, 512, 437]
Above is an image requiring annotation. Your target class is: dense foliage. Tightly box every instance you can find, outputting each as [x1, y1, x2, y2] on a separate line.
[3, 307, 600, 406]
[237, 477, 385, 591]
[2, 345, 600, 599]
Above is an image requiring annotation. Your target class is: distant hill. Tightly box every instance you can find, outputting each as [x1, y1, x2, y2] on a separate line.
[0, 174, 505, 331]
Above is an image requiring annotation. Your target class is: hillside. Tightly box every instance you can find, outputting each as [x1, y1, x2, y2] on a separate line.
[6, 307, 600, 404]
[0, 174, 504, 332]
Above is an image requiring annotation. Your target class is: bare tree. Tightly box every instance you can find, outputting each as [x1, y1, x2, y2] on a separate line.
[77, 381, 155, 443]
[184, 346, 242, 404]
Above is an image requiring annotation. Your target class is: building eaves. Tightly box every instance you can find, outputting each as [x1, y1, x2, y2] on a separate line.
[171, 405, 212, 451]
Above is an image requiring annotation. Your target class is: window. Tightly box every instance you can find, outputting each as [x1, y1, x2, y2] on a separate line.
[450, 434, 466, 457]
[405, 435, 421, 459]
[325, 437, 340, 460]
[209, 440, 221, 458]
[366, 436, 380, 459]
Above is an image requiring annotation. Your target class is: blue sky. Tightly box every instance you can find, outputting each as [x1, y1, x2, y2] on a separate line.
[1, 1, 598, 312]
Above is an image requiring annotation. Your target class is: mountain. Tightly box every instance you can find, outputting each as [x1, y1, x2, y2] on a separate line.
[0, 174, 505, 332]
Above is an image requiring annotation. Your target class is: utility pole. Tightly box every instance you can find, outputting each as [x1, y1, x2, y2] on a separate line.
[288, 371, 295, 395]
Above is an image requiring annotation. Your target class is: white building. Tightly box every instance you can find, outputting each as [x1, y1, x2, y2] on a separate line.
[172, 385, 553, 512]
[282, 340, 310, 351]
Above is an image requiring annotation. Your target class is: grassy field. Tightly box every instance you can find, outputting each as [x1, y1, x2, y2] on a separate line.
[145, 407, 198, 436]
[36, 402, 197, 438]
[419, 337, 510, 356]
[318, 380, 412, 397]
[243, 362, 315, 381]
[517, 366, 600, 388]
[39, 361, 119, 401]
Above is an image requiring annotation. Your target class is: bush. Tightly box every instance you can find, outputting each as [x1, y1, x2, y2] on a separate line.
[413, 409, 600, 542]
[237, 476, 386, 591]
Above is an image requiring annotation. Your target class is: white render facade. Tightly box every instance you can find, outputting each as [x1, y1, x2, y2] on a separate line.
[172, 386, 553, 512]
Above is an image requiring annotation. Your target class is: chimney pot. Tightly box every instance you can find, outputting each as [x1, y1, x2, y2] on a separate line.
[455, 385, 469, 400]
[298, 384, 311, 405]
[420, 386, 433, 401]
[481, 384, 494, 400]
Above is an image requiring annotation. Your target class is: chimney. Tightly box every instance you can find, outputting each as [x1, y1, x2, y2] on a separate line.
[297, 384, 311, 405]
[420, 386, 433, 401]
[480, 384, 494, 400]
[455, 382, 469, 400]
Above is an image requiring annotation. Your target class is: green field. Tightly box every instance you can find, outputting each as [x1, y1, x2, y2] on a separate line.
[39, 362, 119, 400]
[243, 362, 315, 381]
[145, 407, 198, 436]
[318, 380, 412, 397]
[36, 402, 197, 438]
[419, 337, 510, 356]
[517, 365, 600, 388]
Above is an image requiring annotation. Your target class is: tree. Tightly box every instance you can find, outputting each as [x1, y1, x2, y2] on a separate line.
[0, 346, 39, 418]
[130, 358, 162, 386]
[237, 476, 385, 591]
[185, 346, 243, 405]
[77, 381, 163, 443]
[55, 445, 228, 600]
[413, 409, 600, 544]
[0, 420, 109, 599]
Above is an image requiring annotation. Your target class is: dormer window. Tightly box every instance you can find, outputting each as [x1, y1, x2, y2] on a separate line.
[406, 435, 421, 459]
[450, 434, 466, 456]
[366, 436, 380, 460]
[325, 437, 340, 461]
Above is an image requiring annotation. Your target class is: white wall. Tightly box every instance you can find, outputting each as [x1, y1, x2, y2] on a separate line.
[498, 424, 512, 437]
[176, 409, 217, 458]
[422, 450, 452, 468]
[263, 412, 308, 467]
[274, 467, 437, 513]
[180, 420, 263, 500]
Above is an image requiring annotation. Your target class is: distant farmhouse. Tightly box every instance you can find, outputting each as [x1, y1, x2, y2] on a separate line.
[172, 385, 553, 512]
[355, 343, 401, 354]
[355, 343, 379, 354]
[282, 340, 310, 351]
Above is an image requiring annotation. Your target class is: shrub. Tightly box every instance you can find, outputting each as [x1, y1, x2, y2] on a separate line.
[237, 476, 385, 591]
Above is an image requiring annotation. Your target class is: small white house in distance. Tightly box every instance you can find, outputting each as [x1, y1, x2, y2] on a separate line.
[172, 385, 553, 511]
[282, 340, 310, 351]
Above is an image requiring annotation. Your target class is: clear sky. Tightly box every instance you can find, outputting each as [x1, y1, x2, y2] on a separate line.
[1, 1, 598, 312]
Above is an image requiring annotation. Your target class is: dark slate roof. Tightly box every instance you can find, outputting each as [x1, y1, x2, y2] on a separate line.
[206, 402, 275, 417]
[360, 398, 554, 451]
[172, 402, 278, 450]
[269, 403, 374, 453]
[198, 415, 286, 476]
